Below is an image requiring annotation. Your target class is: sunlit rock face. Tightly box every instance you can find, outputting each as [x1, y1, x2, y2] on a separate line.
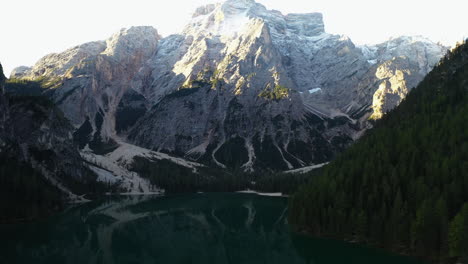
[370, 57, 415, 119]
[9, 66, 31, 79]
[358, 36, 447, 119]
[11, 0, 447, 170]
[127, 0, 350, 170]
[12, 27, 160, 150]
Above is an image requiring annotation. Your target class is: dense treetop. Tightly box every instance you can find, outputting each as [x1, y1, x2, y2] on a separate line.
[289, 41, 468, 263]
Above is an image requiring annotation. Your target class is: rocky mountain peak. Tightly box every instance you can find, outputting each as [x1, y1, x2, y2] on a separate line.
[10, 66, 32, 79]
[192, 4, 217, 18]
[190, 0, 257, 20]
[11, 26, 160, 79]
[102, 26, 160, 61]
[186, 0, 325, 38]
[8, 0, 448, 172]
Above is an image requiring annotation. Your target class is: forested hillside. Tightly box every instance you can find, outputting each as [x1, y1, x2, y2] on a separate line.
[0, 64, 111, 223]
[0, 66, 63, 222]
[289, 41, 468, 263]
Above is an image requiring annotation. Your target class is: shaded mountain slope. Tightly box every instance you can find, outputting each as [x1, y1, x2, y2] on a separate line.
[0, 64, 112, 222]
[289, 41, 468, 263]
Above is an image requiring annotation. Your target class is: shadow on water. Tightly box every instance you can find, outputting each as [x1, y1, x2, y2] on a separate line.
[0, 193, 425, 264]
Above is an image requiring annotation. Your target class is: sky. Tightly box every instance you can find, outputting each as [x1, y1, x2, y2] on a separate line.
[1, 0, 467, 76]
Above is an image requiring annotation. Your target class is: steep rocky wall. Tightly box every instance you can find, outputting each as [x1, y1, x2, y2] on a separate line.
[1, 64, 103, 200]
[9, 0, 448, 170]
[12, 27, 161, 152]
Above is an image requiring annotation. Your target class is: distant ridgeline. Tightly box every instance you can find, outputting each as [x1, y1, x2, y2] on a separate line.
[289, 41, 468, 263]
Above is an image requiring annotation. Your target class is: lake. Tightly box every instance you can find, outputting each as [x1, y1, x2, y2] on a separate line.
[0, 193, 425, 264]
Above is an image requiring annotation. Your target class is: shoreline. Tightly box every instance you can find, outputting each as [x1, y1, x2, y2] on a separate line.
[236, 190, 289, 197]
[292, 227, 458, 264]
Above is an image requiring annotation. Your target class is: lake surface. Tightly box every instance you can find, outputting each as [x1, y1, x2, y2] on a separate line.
[0, 193, 425, 264]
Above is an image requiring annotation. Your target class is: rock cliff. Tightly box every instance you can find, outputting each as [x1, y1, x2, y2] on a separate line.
[11, 0, 447, 171]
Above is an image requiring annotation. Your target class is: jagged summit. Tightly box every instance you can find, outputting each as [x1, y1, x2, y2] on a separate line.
[11, 26, 159, 79]
[8, 0, 447, 172]
[187, 0, 324, 38]
[192, 0, 257, 19]
[102, 26, 160, 59]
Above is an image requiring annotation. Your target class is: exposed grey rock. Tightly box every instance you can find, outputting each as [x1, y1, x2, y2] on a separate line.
[4, 97, 99, 199]
[11, 0, 447, 171]
[193, 4, 216, 18]
[128, 0, 446, 170]
[13, 26, 161, 149]
[0, 80, 100, 201]
[9, 66, 32, 79]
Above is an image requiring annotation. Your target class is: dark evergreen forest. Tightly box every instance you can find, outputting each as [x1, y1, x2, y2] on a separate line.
[289, 42, 468, 263]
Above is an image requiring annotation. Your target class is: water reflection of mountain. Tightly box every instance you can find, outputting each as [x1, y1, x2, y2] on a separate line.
[0, 194, 302, 264]
[0, 194, 423, 264]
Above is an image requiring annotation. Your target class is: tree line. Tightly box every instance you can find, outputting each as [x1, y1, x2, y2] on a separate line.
[289, 41, 468, 263]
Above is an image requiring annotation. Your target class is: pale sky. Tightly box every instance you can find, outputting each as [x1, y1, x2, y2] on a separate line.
[1, 0, 467, 76]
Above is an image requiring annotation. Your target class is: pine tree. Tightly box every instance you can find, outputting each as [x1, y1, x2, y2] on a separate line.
[448, 203, 468, 258]
[289, 40, 468, 262]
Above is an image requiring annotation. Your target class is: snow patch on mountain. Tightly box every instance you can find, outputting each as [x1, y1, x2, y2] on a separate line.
[308, 88, 322, 94]
[81, 141, 205, 193]
[9, 0, 448, 172]
[284, 162, 329, 174]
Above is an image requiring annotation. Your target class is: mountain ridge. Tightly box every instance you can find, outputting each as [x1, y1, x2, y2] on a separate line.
[9, 0, 447, 172]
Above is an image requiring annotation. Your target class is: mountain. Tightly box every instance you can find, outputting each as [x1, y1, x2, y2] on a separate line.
[289, 41, 468, 263]
[0, 63, 8, 146]
[10, 0, 447, 172]
[0, 63, 98, 222]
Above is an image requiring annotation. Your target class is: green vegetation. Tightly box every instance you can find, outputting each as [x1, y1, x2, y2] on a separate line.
[6, 76, 62, 96]
[0, 76, 112, 222]
[115, 107, 146, 133]
[214, 137, 249, 169]
[0, 148, 111, 224]
[129, 155, 317, 194]
[289, 41, 468, 263]
[6, 79, 45, 96]
[255, 169, 322, 194]
[179, 67, 223, 90]
[0, 64, 5, 84]
[73, 118, 93, 149]
[0, 156, 64, 223]
[258, 84, 290, 100]
[252, 134, 290, 171]
[129, 156, 250, 193]
[166, 87, 201, 99]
